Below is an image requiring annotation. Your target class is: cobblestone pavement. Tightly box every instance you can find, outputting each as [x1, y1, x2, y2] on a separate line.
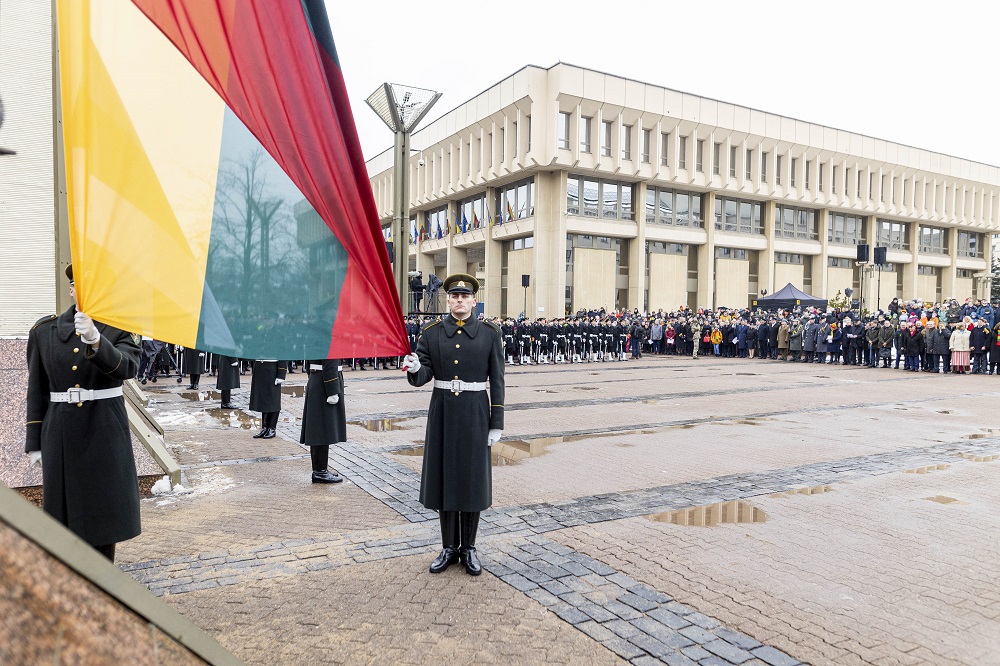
[118, 357, 1000, 665]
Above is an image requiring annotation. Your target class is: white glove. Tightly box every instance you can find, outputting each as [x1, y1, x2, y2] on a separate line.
[199, 352, 206, 357]
[487, 429, 502, 447]
[74, 311, 99, 345]
[402, 353, 421, 374]
[326, 394, 340, 405]
[275, 378, 284, 385]
[29, 451, 42, 467]
[231, 361, 239, 366]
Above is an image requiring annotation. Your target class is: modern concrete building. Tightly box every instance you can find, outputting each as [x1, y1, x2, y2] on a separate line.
[365, 63, 1000, 317]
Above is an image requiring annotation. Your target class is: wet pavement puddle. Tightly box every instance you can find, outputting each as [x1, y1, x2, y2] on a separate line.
[769, 484, 834, 498]
[646, 500, 766, 527]
[349, 417, 415, 432]
[925, 495, 969, 505]
[904, 464, 950, 474]
[392, 430, 655, 466]
[179, 390, 219, 402]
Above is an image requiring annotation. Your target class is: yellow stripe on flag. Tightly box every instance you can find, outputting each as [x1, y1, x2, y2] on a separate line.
[57, 0, 225, 344]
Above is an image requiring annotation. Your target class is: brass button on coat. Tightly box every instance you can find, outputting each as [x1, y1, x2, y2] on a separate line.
[71, 365, 77, 371]
[73, 347, 79, 353]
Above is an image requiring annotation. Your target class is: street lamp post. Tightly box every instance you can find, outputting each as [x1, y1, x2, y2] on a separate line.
[366, 83, 441, 314]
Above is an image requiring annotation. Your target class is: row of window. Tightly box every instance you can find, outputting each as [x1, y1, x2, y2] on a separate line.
[566, 174, 635, 221]
[644, 187, 703, 227]
[774, 205, 819, 241]
[714, 197, 764, 235]
[419, 175, 984, 258]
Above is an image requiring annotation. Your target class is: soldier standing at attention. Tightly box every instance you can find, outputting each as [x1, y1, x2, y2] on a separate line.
[25, 264, 142, 562]
[250, 359, 287, 439]
[216, 355, 240, 409]
[402, 274, 504, 576]
[182, 346, 205, 390]
[299, 359, 346, 484]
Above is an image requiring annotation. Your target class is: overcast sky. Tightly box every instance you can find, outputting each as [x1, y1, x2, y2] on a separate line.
[332, 0, 998, 169]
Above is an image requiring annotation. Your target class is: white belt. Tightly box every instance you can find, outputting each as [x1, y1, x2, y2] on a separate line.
[433, 380, 487, 393]
[50, 387, 123, 403]
[309, 364, 343, 371]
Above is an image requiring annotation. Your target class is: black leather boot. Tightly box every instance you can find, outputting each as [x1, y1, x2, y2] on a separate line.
[252, 427, 268, 439]
[312, 470, 342, 483]
[262, 428, 276, 439]
[310, 446, 342, 483]
[429, 511, 460, 573]
[459, 511, 482, 576]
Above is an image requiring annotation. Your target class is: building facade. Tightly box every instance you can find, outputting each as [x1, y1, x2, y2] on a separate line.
[365, 63, 1000, 318]
[0, 0, 72, 336]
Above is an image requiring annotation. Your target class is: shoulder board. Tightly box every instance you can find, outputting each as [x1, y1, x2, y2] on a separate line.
[483, 320, 501, 333]
[32, 314, 57, 330]
[420, 320, 443, 333]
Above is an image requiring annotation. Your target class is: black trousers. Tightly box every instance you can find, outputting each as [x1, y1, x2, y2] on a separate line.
[221, 389, 231, 403]
[189, 373, 201, 387]
[95, 543, 116, 562]
[261, 412, 278, 429]
[310, 445, 330, 471]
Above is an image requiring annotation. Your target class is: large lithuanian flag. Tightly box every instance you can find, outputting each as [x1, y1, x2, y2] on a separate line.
[56, 0, 409, 359]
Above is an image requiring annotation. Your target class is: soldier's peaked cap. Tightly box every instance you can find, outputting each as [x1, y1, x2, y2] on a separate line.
[65, 263, 73, 281]
[443, 273, 479, 295]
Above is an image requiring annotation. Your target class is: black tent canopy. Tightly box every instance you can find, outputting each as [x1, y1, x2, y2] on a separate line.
[751, 283, 827, 310]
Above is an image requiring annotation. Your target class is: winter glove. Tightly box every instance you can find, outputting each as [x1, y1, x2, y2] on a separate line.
[231, 361, 239, 366]
[487, 429, 502, 447]
[326, 395, 340, 405]
[199, 352, 206, 357]
[274, 378, 284, 385]
[74, 311, 100, 345]
[402, 353, 421, 374]
[29, 451, 42, 468]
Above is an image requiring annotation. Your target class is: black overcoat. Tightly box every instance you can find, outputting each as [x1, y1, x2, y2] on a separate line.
[249, 360, 287, 412]
[25, 307, 142, 547]
[215, 355, 241, 391]
[181, 347, 206, 375]
[300, 360, 346, 446]
[408, 315, 504, 512]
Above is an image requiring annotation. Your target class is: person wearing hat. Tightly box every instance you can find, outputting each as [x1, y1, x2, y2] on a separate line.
[24, 264, 142, 562]
[402, 273, 504, 576]
[216, 354, 241, 409]
[249, 359, 287, 439]
[299, 359, 346, 483]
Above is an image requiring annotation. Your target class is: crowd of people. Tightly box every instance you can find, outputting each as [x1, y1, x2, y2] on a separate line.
[399, 296, 1000, 375]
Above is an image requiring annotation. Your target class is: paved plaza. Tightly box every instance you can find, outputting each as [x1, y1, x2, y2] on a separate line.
[117, 356, 1000, 665]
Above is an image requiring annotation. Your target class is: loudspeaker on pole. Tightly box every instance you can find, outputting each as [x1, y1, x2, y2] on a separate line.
[873, 246, 887, 266]
[521, 274, 530, 288]
[856, 244, 870, 263]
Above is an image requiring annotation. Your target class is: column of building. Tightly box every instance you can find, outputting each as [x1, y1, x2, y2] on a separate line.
[482, 186, 502, 317]
[941, 226, 959, 299]
[629, 182, 648, 311]
[697, 192, 716, 309]
[533, 171, 568, 318]
[814, 209, 830, 298]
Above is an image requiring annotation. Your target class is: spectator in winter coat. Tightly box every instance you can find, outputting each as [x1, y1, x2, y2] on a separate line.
[949, 318, 972, 373]
[970, 319, 990, 374]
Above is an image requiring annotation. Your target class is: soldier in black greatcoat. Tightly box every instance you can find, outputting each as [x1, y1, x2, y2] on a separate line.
[25, 264, 141, 562]
[250, 360, 287, 439]
[299, 359, 346, 483]
[181, 346, 205, 389]
[403, 274, 504, 576]
[216, 355, 241, 409]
